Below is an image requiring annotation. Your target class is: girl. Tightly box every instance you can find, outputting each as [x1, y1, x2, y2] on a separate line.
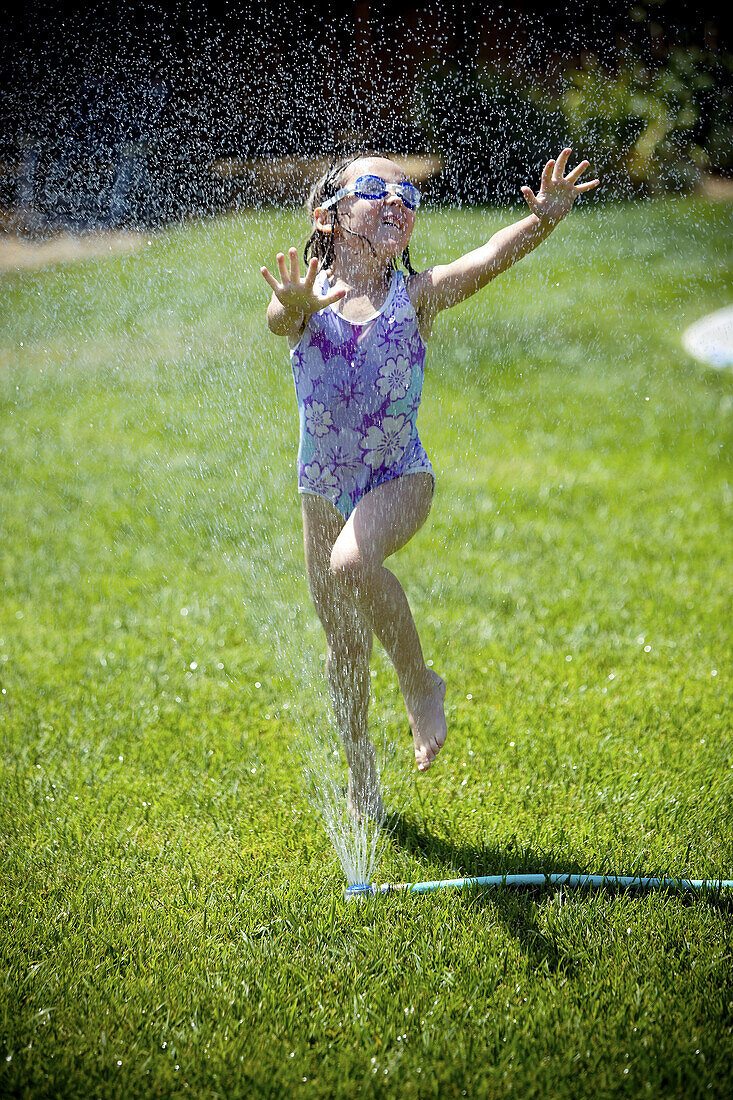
[261, 149, 599, 820]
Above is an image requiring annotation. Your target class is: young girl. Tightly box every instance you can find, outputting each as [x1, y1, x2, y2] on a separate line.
[261, 149, 598, 820]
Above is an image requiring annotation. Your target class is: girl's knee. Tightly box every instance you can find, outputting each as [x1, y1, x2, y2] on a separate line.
[329, 546, 377, 589]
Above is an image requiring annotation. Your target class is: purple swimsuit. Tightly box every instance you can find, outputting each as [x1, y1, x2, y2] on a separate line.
[289, 268, 434, 519]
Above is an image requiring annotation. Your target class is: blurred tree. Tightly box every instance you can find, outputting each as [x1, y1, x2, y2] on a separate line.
[559, 47, 733, 195]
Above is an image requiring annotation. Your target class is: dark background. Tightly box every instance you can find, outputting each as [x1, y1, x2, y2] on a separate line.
[1, 1, 730, 224]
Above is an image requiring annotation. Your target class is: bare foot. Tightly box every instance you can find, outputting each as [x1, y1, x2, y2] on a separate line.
[345, 741, 385, 824]
[405, 669, 447, 772]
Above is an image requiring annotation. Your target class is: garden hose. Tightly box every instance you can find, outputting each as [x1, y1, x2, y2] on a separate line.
[345, 873, 733, 900]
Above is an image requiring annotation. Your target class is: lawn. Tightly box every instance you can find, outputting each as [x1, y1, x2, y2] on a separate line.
[1, 198, 732, 1099]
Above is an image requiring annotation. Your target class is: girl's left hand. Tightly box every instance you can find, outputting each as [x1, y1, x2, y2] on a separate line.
[521, 149, 600, 224]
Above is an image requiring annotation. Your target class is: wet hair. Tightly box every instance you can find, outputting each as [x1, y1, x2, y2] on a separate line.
[303, 152, 416, 276]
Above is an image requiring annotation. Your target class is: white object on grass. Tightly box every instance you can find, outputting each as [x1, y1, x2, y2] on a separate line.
[682, 304, 733, 369]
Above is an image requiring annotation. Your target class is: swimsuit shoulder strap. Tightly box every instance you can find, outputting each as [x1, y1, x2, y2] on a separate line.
[393, 268, 418, 316]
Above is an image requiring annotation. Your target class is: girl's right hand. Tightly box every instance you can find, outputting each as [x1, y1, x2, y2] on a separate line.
[260, 249, 346, 317]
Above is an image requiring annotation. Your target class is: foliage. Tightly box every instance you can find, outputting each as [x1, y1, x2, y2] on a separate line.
[558, 47, 733, 196]
[416, 48, 733, 201]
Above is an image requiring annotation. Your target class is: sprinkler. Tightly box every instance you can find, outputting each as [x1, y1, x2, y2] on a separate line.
[345, 873, 733, 900]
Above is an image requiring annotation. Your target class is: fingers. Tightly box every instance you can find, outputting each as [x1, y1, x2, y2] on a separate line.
[554, 152, 599, 193]
[565, 159, 590, 184]
[276, 251, 290, 284]
[553, 147, 572, 180]
[521, 185, 539, 214]
[321, 289, 347, 307]
[260, 266, 281, 292]
[263, 250, 325, 309]
[540, 159, 555, 192]
[268, 249, 318, 292]
[304, 255, 319, 289]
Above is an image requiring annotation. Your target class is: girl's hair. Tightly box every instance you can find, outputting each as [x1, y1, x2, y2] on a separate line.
[303, 152, 416, 276]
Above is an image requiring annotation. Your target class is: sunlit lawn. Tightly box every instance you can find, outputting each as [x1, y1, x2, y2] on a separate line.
[1, 198, 732, 1098]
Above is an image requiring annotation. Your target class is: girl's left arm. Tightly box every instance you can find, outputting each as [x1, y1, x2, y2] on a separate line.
[413, 150, 599, 323]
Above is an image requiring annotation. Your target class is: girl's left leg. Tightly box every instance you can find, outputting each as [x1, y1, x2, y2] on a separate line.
[329, 473, 447, 772]
[301, 494, 383, 821]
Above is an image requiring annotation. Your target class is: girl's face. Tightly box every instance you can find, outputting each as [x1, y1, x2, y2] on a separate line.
[331, 157, 417, 259]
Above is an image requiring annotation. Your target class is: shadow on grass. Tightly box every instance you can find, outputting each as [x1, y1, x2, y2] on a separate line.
[386, 811, 576, 879]
[384, 811, 733, 973]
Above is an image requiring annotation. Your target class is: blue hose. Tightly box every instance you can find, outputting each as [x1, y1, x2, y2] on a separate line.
[345, 873, 733, 900]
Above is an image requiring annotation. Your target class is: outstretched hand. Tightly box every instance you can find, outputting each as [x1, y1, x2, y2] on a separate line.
[260, 248, 346, 317]
[521, 149, 600, 224]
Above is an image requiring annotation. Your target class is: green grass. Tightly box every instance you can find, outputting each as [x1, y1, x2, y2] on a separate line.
[1, 199, 732, 1099]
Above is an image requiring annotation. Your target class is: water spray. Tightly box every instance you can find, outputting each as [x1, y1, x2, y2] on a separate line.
[345, 873, 733, 900]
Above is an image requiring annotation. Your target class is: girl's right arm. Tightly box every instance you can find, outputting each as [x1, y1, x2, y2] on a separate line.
[412, 150, 599, 332]
[261, 249, 346, 338]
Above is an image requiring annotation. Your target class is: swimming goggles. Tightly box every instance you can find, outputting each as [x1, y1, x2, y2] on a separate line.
[320, 174, 421, 211]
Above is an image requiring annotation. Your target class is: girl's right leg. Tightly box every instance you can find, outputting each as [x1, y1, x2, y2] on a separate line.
[301, 494, 383, 822]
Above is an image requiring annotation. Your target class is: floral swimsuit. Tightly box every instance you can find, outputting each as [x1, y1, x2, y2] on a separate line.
[289, 268, 433, 520]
